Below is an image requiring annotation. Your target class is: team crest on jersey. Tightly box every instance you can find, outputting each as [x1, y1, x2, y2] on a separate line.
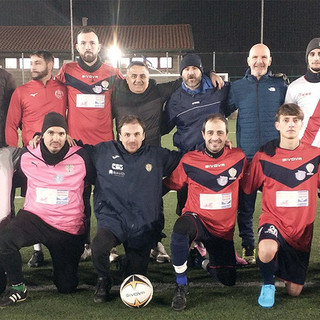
[55, 89, 64, 99]
[295, 170, 306, 181]
[217, 175, 228, 186]
[228, 168, 237, 180]
[145, 163, 152, 172]
[306, 163, 314, 175]
[65, 164, 74, 173]
[93, 85, 102, 94]
[54, 174, 64, 183]
[101, 80, 110, 91]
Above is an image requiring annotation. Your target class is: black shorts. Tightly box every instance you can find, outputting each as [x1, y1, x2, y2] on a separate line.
[258, 224, 310, 285]
[185, 212, 236, 268]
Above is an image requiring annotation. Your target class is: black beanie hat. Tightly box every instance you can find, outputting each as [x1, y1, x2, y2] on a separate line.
[41, 112, 68, 135]
[180, 53, 203, 75]
[305, 38, 320, 63]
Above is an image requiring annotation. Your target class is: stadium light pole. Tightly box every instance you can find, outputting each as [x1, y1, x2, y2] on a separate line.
[70, 0, 74, 61]
[260, 0, 264, 43]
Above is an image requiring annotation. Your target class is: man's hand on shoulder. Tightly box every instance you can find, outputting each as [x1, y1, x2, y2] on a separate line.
[210, 71, 225, 90]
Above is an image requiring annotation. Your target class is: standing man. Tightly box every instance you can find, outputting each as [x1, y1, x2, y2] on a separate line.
[226, 43, 288, 264]
[0, 68, 16, 147]
[164, 114, 247, 311]
[57, 27, 123, 259]
[90, 115, 180, 303]
[285, 38, 320, 146]
[163, 53, 230, 218]
[5, 51, 67, 147]
[56, 26, 123, 145]
[5, 51, 67, 267]
[0, 112, 94, 307]
[242, 104, 320, 308]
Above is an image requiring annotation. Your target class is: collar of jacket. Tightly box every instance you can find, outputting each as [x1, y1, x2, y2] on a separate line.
[245, 68, 273, 81]
[78, 56, 103, 73]
[181, 74, 213, 95]
[117, 140, 146, 156]
[305, 69, 320, 83]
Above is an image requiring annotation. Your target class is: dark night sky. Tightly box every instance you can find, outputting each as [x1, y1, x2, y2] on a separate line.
[1, 0, 320, 53]
[1, 0, 320, 77]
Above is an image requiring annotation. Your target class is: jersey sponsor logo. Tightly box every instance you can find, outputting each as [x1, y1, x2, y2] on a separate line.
[101, 80, 109, 90]
[217, 175, 228, 186]
[281, 157, 302, 162]
[306, 163, 314, 175]
[112, 163, 123, 170]
[205, 163, 225, 169]
[108, 169, 125, 177]
[145, 163, 152, 172]
[93, 85, 102, 94]
[297, 92, 311, 98]
[82, 74, 98, 80]
[192, 101, 200, 105]
[54, 174, 64, 184]
[228, 167, 237, 180]
[268, 87, 276, 92]
[30, 92, 38, 97]
[65, 164, 74, 173]
[295, 170, 306, 181]
[55, 89, 64, 99]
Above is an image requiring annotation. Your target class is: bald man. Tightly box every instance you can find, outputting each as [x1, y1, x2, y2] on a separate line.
[226, 43, 288, 264]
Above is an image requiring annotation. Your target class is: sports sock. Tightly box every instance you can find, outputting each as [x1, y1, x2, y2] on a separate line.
[176, 273, 187, 285]
[12, 282, 26, 292]
[258, 258, 275, 285]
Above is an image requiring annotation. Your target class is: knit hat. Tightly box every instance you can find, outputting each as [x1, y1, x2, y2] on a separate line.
[305, 38, 320, 63]
[41, 112, 68, 135]
[180, 53, 203, 74]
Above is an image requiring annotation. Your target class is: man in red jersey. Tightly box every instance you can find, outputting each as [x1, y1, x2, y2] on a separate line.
[56, 27, 123, 260]
[5, 50, 67, 268]
[242, 103, 320, 308]
[56, 27, 123, 145]
[164, 114, 247, 311]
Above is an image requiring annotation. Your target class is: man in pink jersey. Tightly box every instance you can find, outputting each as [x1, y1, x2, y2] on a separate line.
[0, 112, 94, 307]
[242, 103, 320, 308]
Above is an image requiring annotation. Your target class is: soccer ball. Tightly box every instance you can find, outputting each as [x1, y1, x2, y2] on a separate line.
[119, 274, 153, 308]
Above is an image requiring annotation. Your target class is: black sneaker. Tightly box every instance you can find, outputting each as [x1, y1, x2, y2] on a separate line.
[27, 250, 44, 268]
[0, 288, 27, 308]
[93, 277, 112, 303]
[172, 283, 188, 311]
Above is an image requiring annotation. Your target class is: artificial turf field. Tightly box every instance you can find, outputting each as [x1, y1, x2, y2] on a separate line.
[2, 119, 320, 319]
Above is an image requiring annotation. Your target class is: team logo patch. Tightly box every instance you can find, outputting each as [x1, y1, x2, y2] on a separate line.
[101, 80, 110, 91]
[55, 89, 64, 99]
[54, 174, 64, 183]
[93, 85, 102, 94]
[228, 168, 237, 180]
[145, 163, 152, 172]
[217, 175, 228, 186]
[65, 164, 74, 173]
[306, 163, 314, 175]
[295, 170, 306, 181]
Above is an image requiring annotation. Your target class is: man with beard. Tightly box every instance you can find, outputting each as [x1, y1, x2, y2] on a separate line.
[5, 51, 67, 147]
[0, 112, 94, 307]
[56, 27, 123, 260]
[5, 51, 67, 268]
[285, 38, 320, 147]
[226, 43, 288, 264]
[163, 53, 229, 219]
[56, 27, 123, 145]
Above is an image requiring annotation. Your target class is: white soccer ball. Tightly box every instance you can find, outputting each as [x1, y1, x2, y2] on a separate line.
[119, 274, 153, 308]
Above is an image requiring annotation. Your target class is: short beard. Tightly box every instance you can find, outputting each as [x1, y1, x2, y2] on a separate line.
[80, 52, 97, 64]
[31, 68, 49, 81]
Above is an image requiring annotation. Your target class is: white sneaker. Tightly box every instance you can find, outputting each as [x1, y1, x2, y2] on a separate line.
[155, 242, 170, 263]
[109, 247, 119, 263]
[80, 244, 92, 261]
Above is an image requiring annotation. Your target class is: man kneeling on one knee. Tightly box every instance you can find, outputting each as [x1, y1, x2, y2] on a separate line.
[164, 114, 248, 311]
[0, 112, 94, 307]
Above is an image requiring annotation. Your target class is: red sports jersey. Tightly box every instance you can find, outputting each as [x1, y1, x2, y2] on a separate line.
[5, 78, 67, 147]
[164, 147, 247, 240]
[242, 143, 320, 252]
[56, 62, 123, 145]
